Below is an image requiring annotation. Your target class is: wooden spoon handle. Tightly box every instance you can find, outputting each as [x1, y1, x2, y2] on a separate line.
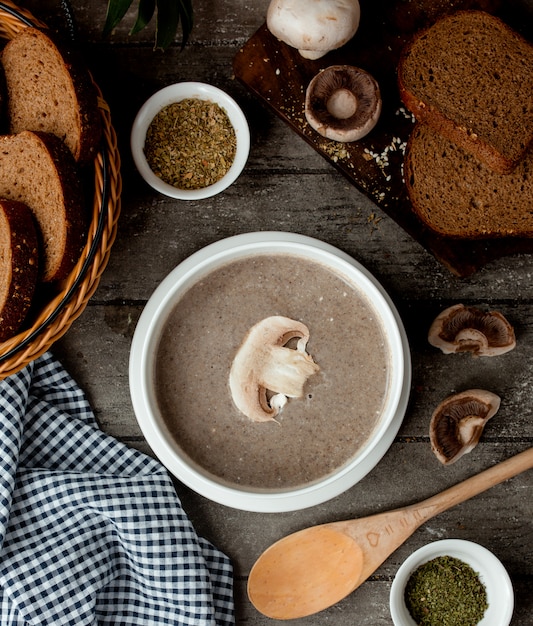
[411, 446, 533, 520]
[335, 447, 533, 590]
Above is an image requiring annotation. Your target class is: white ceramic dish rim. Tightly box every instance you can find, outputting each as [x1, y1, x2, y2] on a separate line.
[130, 81, 250, 200]
[389, 539, 514, 626]
[129, 232, 412, 512]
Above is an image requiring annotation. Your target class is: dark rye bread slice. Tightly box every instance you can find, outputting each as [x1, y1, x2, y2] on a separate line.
[397, 10, 533, 174]
[0, 130, 86, 282]
[404, 123, 533, 238]
[0, 200, 39, 342]
[1, 27, 102, 165]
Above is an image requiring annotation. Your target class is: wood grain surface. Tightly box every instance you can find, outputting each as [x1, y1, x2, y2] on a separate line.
[17, 0, 533, 623]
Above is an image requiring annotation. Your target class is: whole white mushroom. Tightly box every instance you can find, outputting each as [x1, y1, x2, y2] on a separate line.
[266, 0, 361, 60]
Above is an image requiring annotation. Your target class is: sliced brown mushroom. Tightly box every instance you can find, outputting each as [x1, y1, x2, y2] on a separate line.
[229, 315, 320, 423]
[304, 65, 382, 142]
[428, 304, 516, 356]
[430, 389, 501, 465]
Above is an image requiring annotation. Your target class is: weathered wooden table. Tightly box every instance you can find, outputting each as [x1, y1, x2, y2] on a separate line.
[21, 0, 533, 623]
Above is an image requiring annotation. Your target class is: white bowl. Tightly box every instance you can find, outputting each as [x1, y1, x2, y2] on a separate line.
[130, 82, 250, 200]
[129, 232, 411, 512]
[390, 539, 514, 626]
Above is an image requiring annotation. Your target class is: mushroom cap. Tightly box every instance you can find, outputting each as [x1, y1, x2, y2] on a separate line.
[428, 304, 516, 357]
[229, 315, 320, 423]
[266, 0, 361, 60]
[304, 65, 382, 142]
[429, 389, 501, 465]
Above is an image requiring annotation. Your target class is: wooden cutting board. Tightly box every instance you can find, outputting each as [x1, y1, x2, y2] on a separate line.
[233, 0, 533, 277]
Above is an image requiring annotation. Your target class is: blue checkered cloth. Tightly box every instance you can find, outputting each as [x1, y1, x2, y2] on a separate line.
[0, 352, 234, 625]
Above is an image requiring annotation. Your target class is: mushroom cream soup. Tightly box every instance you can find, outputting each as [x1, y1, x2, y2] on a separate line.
[154, 253, 391, 490]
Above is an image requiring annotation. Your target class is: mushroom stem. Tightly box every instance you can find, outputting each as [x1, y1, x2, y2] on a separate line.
[327, 89, 358, 119]
[305, 65, 382, 142]
[298, 49, 327, 61]
[261, 345, 320, 398]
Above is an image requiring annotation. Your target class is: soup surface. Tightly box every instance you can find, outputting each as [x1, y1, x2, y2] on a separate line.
[154, 253, 391, 489]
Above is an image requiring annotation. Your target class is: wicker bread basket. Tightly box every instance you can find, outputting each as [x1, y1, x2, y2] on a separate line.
[0, 1, 122, 379]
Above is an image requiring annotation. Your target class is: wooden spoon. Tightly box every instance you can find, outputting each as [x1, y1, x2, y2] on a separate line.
[248, 446, 533, 620]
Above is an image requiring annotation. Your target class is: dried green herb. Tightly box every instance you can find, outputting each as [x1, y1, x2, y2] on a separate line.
[404, 555, 488, 626]
[144, 98, 237, 190]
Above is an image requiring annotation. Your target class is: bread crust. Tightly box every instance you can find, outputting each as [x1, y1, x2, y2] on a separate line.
[0, 199, 39, 341]
[397, 10, 533, 174]
[0, 130, 86, 282]
[398, 85, 517, 175]
[1, 27, 102, 165]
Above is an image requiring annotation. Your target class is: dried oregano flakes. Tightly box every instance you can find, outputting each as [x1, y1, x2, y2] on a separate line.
[144, 98, 237, 190]
[404, 555, 488, 626]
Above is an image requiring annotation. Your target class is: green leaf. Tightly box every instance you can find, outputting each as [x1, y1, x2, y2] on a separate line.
[155, 0, 179, 50]
[103, 0, 134, 37]
[176, 0, 193, 48]
[130, 0, 156, 35]
[103, 0, 194, 51]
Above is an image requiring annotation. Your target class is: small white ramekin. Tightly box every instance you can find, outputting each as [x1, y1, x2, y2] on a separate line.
[131, 82, 250, 200]
[390, 539, 514, 626]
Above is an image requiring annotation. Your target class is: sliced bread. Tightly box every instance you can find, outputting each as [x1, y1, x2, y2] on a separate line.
[397, 10, 533, 174]
[0, 130, 86, 282]
[1, 27, 102, 165]
[0, 199, 39, 342]
[404, 123, 533, 238]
